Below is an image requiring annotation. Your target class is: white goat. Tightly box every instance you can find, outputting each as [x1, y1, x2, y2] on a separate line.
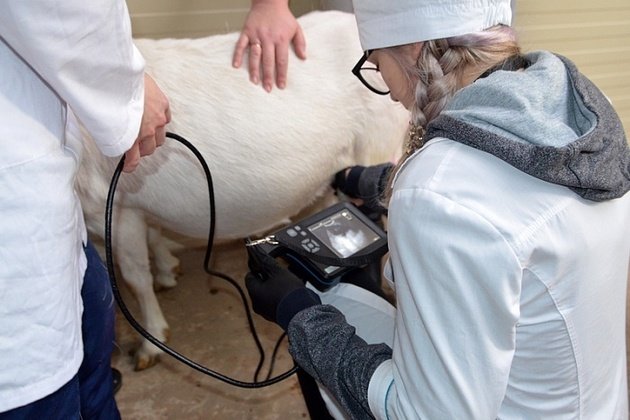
[77, 10, 408, 370]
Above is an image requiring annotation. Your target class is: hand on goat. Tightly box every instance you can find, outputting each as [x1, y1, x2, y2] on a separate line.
[232, 0, 307, 92]
[245, 245, 320, 330]
[124, 74, 171, 172]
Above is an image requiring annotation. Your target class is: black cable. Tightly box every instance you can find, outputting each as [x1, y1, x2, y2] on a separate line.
[166, 132, 266, 382]
[266, 332, 288, 381]
[105, 131, 298, 388]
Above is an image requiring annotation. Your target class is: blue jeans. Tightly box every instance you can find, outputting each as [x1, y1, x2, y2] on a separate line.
[1, 241, 121, 420]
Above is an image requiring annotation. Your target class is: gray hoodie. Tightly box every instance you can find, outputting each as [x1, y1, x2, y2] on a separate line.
[430, 50, 629, 201]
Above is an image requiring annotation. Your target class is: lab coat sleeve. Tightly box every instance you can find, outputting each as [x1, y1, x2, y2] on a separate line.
[370, 187, 522, 419]
[0, 0, 145, 156]
[288, 304, 393, 419]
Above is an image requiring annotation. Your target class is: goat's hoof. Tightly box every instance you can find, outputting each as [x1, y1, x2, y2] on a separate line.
[175, 264, 183, 275]
[154, 273, 178, 290]
[133, 329, 170, 370]
[134, 352, 160, 371]
[154, 263, 181, 290]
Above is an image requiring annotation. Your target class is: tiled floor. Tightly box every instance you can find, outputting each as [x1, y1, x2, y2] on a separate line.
[112, 241, 310, 419]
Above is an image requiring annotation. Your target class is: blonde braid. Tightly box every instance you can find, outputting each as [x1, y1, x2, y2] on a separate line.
[383, 39, 466, 197]
[382, 25, 520, 202]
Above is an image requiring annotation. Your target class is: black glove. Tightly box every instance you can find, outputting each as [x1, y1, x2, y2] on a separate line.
[332, 162, 394, 216]
[245, 245, 321, 330]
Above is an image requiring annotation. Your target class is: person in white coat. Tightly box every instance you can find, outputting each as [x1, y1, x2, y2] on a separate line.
[245, 0, 630, 418]
[0, 1, 170, 417]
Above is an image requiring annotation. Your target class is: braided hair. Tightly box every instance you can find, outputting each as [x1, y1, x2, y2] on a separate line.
[382, 24, 521, 200]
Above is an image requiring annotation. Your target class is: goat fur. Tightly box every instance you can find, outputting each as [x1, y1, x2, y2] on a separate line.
[76, 10, 408, 370]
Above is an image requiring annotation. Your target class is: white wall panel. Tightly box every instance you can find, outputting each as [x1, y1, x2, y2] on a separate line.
[127, 0, 320, 38]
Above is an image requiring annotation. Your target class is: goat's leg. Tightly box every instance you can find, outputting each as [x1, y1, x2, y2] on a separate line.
[148, 225, 181, 290]
[114, 208, 169, 370]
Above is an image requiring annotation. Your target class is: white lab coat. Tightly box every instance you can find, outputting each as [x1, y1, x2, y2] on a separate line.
[311, 139, 629, 417]
[367, 138, 630, 419]
[0, 1, 144, 411]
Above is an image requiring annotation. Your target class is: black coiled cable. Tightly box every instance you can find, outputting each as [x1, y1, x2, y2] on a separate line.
[104, 131, 298, 388]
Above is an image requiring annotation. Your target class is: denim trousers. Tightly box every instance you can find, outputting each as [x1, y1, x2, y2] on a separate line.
[1, 241, 121, 420]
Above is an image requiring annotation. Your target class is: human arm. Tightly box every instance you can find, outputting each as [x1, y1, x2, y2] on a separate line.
[245, 248, 392, 419]
[367, 186, 522, 418]
[249, 174, 523, 419]
[0, 0, 168, 169]
[232, 0, 307, 92]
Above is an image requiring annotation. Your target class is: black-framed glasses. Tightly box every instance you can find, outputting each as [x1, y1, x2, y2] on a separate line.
[351, 50, 390, 95]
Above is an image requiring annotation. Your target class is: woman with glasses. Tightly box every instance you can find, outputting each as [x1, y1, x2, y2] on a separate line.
[245, 0, 630, 418]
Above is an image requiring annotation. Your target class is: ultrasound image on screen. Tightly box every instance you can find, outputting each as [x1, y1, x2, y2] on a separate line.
[307, 209, 380, 258]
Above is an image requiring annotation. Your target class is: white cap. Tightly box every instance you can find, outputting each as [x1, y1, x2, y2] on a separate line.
[352, 0, 512, 51]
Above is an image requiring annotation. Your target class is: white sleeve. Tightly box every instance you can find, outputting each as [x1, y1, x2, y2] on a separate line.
[369, 187, 522, 419]
[0, 0, 145, 156]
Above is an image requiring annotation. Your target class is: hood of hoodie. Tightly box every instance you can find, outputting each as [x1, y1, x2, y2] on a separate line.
[425, 50, 630, 201]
